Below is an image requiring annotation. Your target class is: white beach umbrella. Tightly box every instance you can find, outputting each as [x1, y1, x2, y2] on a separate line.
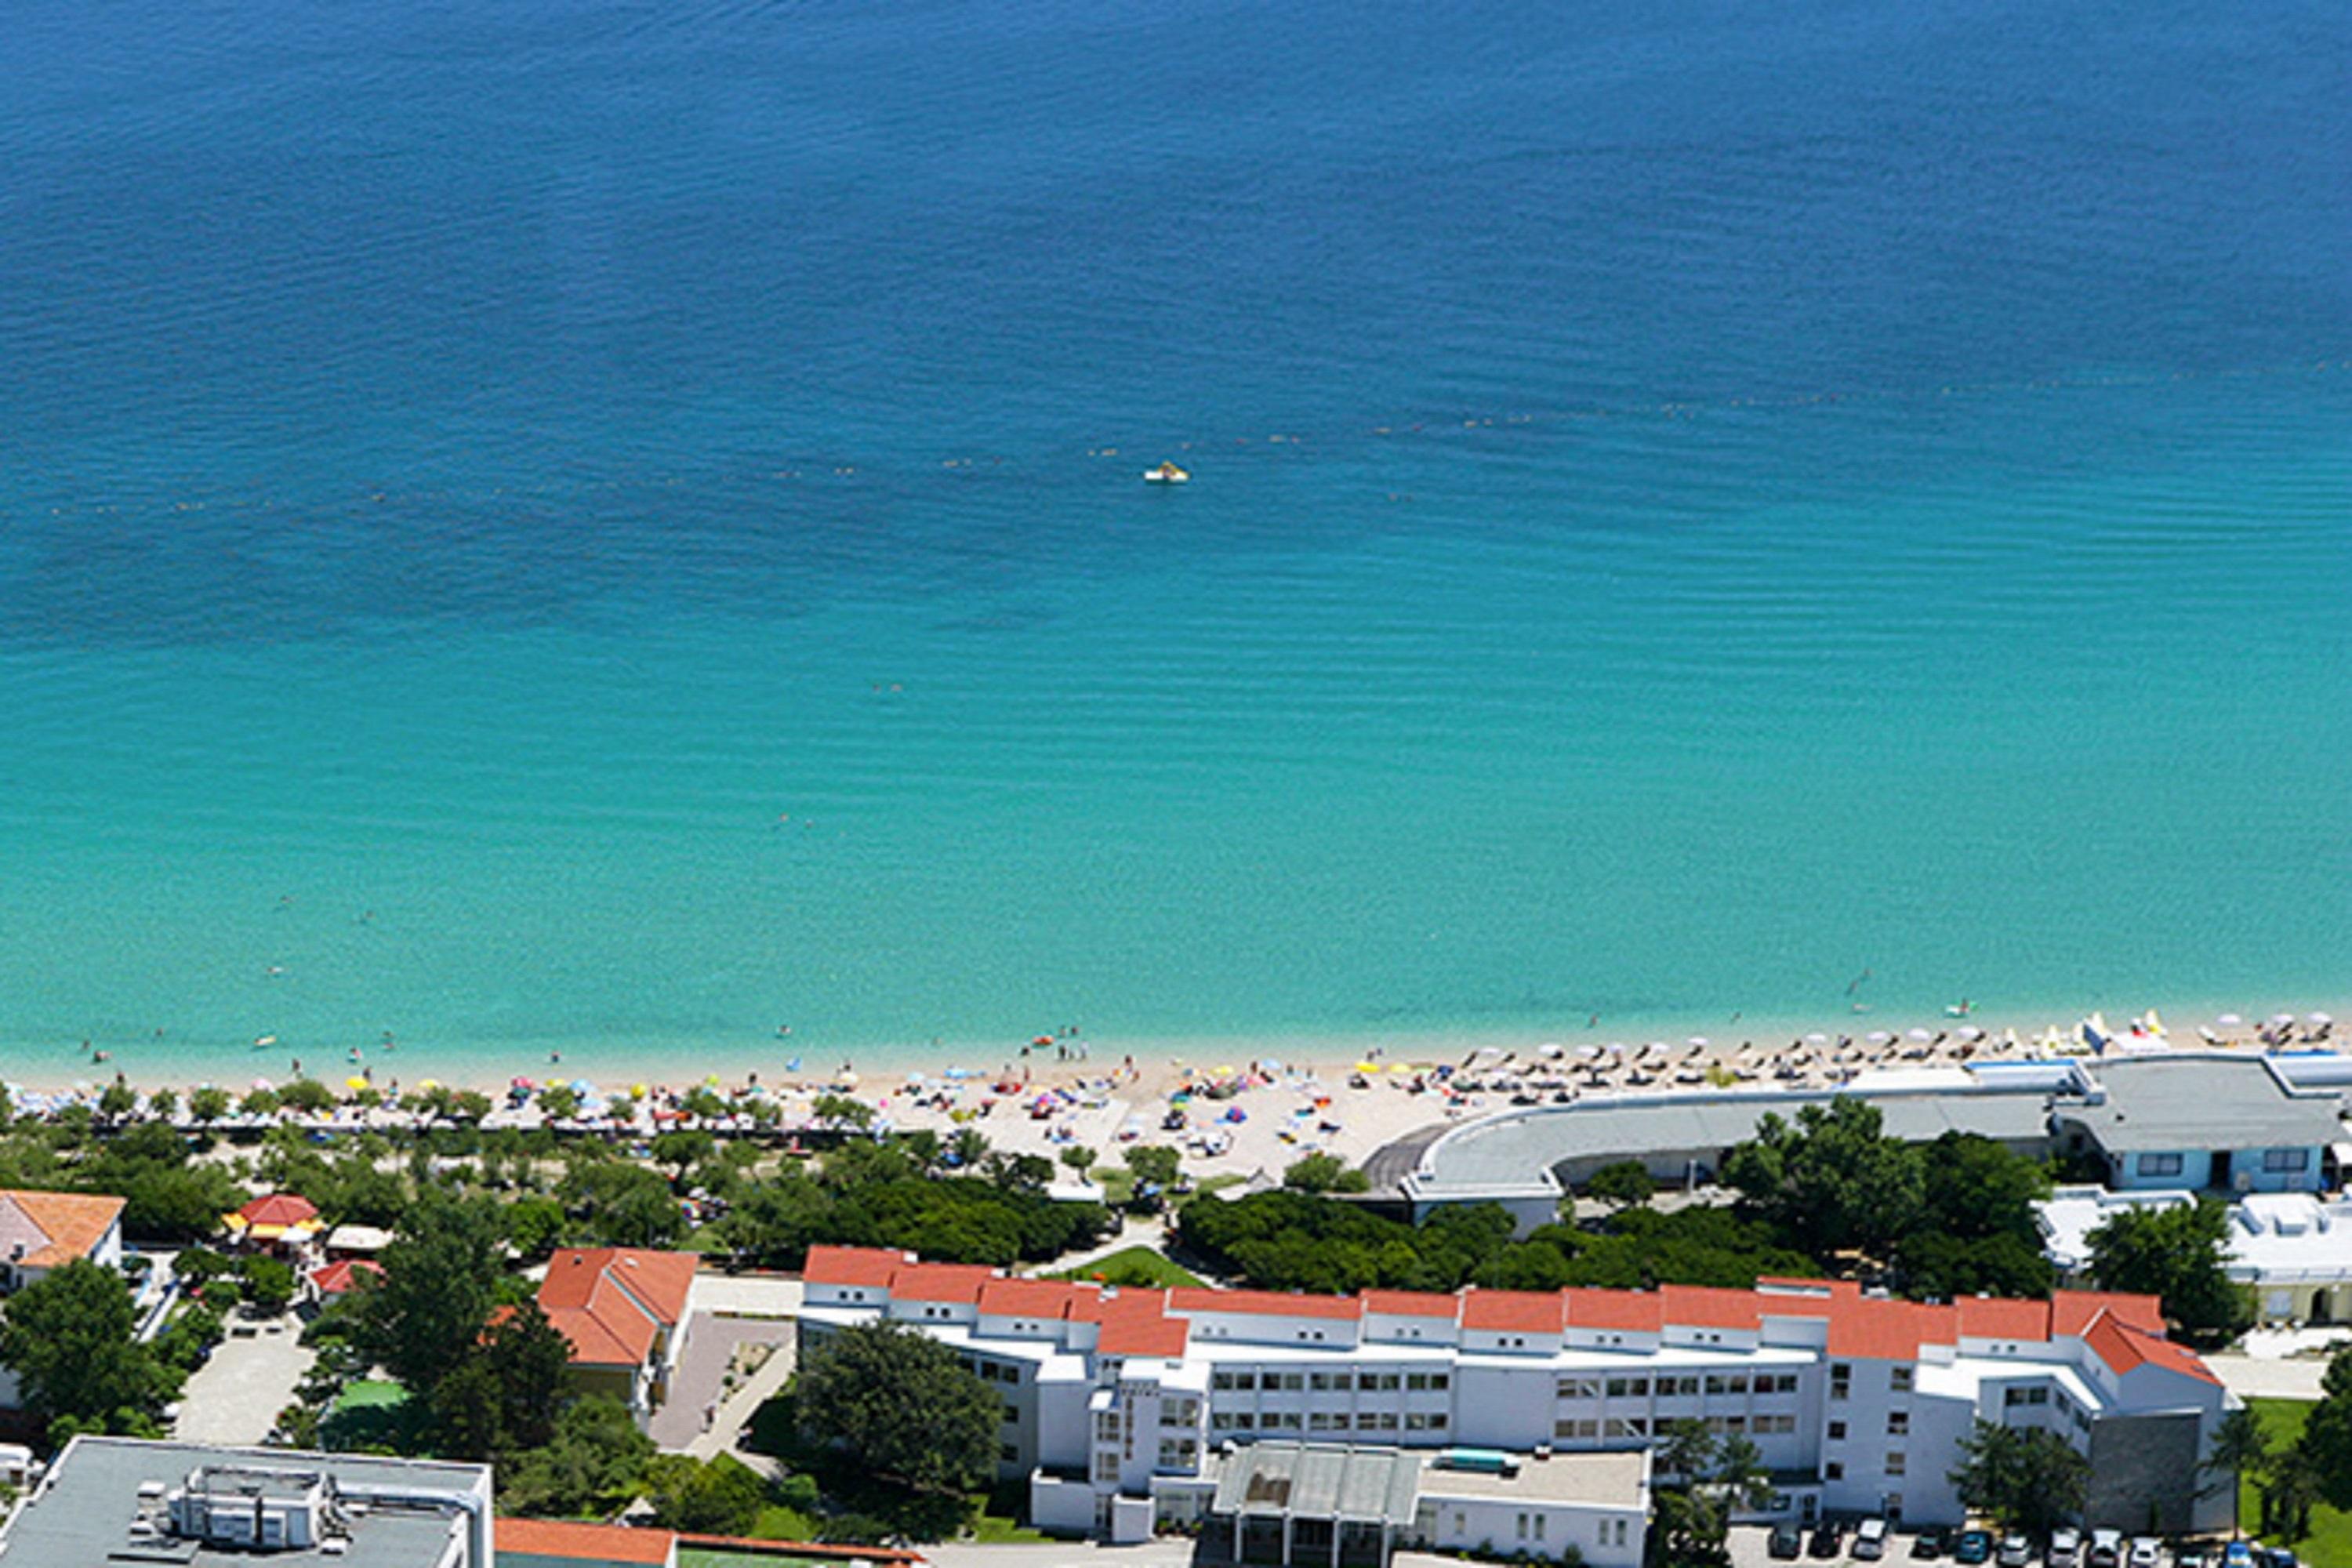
[1907, 1028, 1934, 1042]
[2310, 1013, 2333, 1025]
[2217, 1014, 2244, 1026]
[2273, 1014, 2298, 1025]
[1866, 1030, 1893, 1044]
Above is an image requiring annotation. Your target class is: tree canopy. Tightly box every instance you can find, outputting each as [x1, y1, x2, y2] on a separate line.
[793, 1320, 1002, 1494]
[1947, 1420, 2090, 1534]
[0, 1258, 172, 1434]
[2084, 1198, 2252, 1345]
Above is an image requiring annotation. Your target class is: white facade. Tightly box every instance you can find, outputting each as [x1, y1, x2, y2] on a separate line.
[2041, 1185, 2352, 1324]
[800, 1248, 2238, 1549]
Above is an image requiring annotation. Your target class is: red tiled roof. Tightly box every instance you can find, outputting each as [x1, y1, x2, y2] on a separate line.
[1363, 1290, 1460, 1319]
[236, 1192, 320, 1228]
[1461, 1290, 1566, 1333]
[538, 1249, 698, 1368]
[889, 1262, 999, 1305]
[496, 1518, 675, 1565]
[1659, 1285, 1763, 1330]
[1564, 1288, 1664, 1332]
[976, 1278, 1086, 1317]
[1824, 1298, 1953, 1361]
[307, 1258, 383, 1298]
[0, 1190, 126, 1269]
[1098, 1313, 1192, 1357]
[801, 1244, 910, 1287]
[1168, 1287, 1364, 1320]
[1957, 1295, 2054, 1341]
[1065, 1287, 1167, 1324]
[2081, 1311, 2220, 1386]
[2052, 1290, 2165, 1338]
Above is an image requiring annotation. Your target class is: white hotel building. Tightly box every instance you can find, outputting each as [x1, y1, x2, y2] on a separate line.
[800, 1247, 2234, 1561]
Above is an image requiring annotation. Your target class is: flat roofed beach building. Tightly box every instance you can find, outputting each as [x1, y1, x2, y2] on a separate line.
[798, 1246, 2235, 1551]
[0, 1436, 493, 1568]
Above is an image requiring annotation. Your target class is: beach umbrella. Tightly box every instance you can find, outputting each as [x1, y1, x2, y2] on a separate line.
[344, 1076, 368, 1091]
[1907, 1028, 1934, 1042]
[571, 1079, 593, 1096]
[1805, 1033, 1829, 1045]
[2217, 1014, 2244, 1026]
[1033, 1036, 1055, 1047]
[2312, 1013, 2334, 1025]
[1686, 1036, 1710, 1049]
[1355, 1062, 1380, 1074]
[1866, 1031, 1893, 1044]
[252, 1077, 273, 1091]
[2273, 1014, 2298, 1025]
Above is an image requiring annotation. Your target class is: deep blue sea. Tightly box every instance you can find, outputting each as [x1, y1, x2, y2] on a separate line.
[2, 0, 2348, 1085]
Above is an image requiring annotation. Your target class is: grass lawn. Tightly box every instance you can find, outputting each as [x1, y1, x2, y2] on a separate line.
[1051, 1245, 1204, 1289]
[329, 1379, 407, 1412]
[678, 1552, 835, 1568]
[2241, 1398, 2352, 1567]
[966, 1512, 1050, 1544]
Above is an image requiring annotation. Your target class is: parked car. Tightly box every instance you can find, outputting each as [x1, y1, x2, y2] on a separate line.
[2090, 1530, 2125, 1568]
[1812, 1523, 1849, 1559]
[1957, 1531, 1996, 1566]
[2259, 1549, 2297, 1568]
[2127, 1538, 2162, 1568]
[2220, 1544, 2254, 1568]
[1770, 1523, 1805, 1559]
[2049, 1527, 2083, 1568]
[1998, 1537, 2034, 1568]
[1855, 1519, 1890, 1560]
[1913, 1527, 1950, 1559]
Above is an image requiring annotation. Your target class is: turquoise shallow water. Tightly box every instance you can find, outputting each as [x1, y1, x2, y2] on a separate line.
[0, 0, 2347, 1084]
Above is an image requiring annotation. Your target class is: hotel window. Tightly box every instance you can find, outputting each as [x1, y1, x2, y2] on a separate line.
[1093, 1454, 1118, 1483]
[1887, 1411, 1908, 1436]
[1559, 1377, 1602, 1399]
[1311, 1373, 1339, 1392]
[1275, 1374, 1305, 1391]
[1705, 1374, 1750, 1396]
[1363, 1373, 1400, 1392]
[1659, 1376, 1701, 1398]
[1890, 1367, 1912, 1392]
[1212, 1372, 1235, 1390]
[1356, 1413, 1381, 1431]
[1310, 1413, 1341, 1432]
[1604, 1417, 1650, 1439]
[1606, 1377, 1650, 1398]
[1229, 1413, 1254, 1432]
[2267, 1149, 2312, 1171]
[1829, 1363, 1851, 1400]
[2138, 1152, 2185, 1178]
[1885, 1453, 1906, 1477]
[1825, 1462, 1844, 1481]
[1828, 1422, 1846, 1441]
[1096, 1414, 1121, 1442]
[1556, 1418, 1599, 1440]
[1268, 1412, 1301, 1430]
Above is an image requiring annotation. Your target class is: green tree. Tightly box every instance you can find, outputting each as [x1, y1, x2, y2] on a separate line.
[506, 1196, 568, 1259]
[794, 1321, 1001, 1494]
[499, 1396, 655, 1518]
[189, 1087, 232, 1123]
[812, 1094, 874, 1131]
[240, 1254, 298, 1316]
[1123, 1145, 1181, 1211]
[1584, 1161, 1657, 1210]
[97, 1080, 138, 1123]
[1947, 1420, 2090, 1535]
[1649, 1420, 1772, 1567]
[147, 1087, 180, 1121]
[536, 1085, 582, 1121]
[1723, 1097, 1924, 1260]
[642, 1453, 772, 1535]
[279, 1079, 336, 1116]
[1283, 1152, 1369, 1194]
[2296, 1343, 2352, 1512]
[0, 1259, 169, 1432]
[354, 1194, 506, 1396]
[2200, 1406, 2267, 1538]
[431, 1301, 575, 1461]
[650, 1130, 716, 1184]
[2084, 1199, 2254, 1345]
[241, 1086, 282, 1117]
[1058, 1145, 1097, 1181]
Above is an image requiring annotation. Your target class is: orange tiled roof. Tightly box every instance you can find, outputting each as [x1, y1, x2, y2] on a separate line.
[888, 1262, 999, 1305]
[1168, 1287, 1363, 1320]
[2051, 1289, 2165, 1338]
[802, 1244, 911, 1287]
[307, 1258, 383, 1297]
[1563, 1288, 1664, 1331]
[1363, 1290, 1461, 1318]
[1461, 1290, 1567, 1333]
[976, 1278, 1087, 1317]
[235, 1192, 320, 1229]
[1956, 1295, 2055, 1341]
[495, 1517, 676, 1565]
[0, 1189, 126, 1269]
[1659, 1284, 1765, 1330]
[1098, 1313, 1192, 1357]
[537, 1249, 698, 1369]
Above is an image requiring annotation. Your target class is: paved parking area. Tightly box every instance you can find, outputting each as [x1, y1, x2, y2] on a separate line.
[172, 1312, 315, 1446]
[649, 1312, 796, 1450]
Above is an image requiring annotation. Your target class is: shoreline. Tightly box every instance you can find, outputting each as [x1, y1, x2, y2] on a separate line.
[5, 993, 2343, 1098]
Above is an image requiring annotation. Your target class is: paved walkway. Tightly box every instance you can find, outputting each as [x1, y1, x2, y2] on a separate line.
[2208, 1352, 2330, 1402]
[1045, 1217, 1170, 1276]
[174, 1312, 315, 1446]
[652, 1312, 798, 1451]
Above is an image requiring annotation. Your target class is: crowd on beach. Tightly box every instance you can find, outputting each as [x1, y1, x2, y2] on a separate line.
[2, 1007, 2340, 1196]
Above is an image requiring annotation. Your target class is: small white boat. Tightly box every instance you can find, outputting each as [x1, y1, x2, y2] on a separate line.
[1142, 461, 1189, 485]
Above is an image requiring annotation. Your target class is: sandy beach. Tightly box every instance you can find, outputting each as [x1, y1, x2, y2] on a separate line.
[12, 1003, 2340, 1195]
